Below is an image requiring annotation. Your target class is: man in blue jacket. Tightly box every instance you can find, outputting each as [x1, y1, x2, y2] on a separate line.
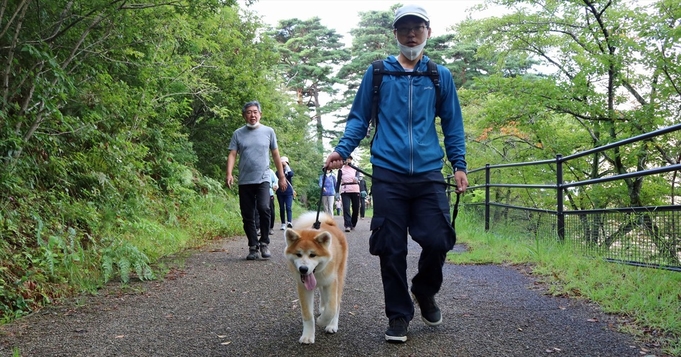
[324, 4, 468, 343]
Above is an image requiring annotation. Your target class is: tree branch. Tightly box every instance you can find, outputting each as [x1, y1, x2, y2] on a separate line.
[2, 1, 28, 103]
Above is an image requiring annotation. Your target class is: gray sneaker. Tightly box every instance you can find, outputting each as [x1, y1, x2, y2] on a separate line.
[246, 246, 259, 260]
[260, 244, 271, 259]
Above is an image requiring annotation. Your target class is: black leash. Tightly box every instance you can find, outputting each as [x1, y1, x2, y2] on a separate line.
[313, 168, 328, 229]
[451, 190, 460, 230]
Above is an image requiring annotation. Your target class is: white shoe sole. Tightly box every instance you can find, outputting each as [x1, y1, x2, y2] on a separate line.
[384, 334, 407, 342]
[421, 315, 442, 326]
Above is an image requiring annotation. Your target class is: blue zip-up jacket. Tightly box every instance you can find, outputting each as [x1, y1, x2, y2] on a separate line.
[319, 173, 336, 196]
[334, 55, 466, 175]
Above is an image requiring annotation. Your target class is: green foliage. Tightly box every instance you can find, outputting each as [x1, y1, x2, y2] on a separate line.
[1, 219, 100, 322]
[330, 7, 396, 135]
[269, 16, 351, 155]
[101, 240, 154, 284]
[37, 225, 92, 284]
[182, 6, 285, 180]
[457, 0, 680, 218]
[0, 0, 304, 322]
[178, 193, 244, 239]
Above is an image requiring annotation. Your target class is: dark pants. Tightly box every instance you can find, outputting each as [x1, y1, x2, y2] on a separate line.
[239, 182, 271, 248]
[277, 193, 293, 223]
[254, 195, 276, 230]
[269, 195, 275, 229]
[368, 166, 456, 322]
[341, 192, 360, 229]
[360, 194, 366, 218]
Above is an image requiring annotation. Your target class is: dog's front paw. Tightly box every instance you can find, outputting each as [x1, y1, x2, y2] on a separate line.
[324, 324, 338, 334]
[299, 334, 315, 344]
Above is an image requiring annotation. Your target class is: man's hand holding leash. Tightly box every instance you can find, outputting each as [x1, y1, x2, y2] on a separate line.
[454, 170, 468, 194]
[324, 152, 345, 171]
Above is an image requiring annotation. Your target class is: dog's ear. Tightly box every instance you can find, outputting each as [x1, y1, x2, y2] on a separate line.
[285, 229, 300, 247]
[314, 231, 333, 247]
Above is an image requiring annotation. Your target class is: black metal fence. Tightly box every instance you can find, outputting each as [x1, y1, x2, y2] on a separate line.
[454, 124, 681, 272]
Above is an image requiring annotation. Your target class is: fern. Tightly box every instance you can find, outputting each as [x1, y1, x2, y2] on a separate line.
[117, 257, 131, 283]
[100, 240, 155, 283]
[38, 225, 87, 283]
[133, 259, 154, 281]
[102, 254, 113, 282]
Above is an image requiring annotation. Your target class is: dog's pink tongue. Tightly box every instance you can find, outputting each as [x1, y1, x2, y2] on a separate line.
[303, 274, 316, 291]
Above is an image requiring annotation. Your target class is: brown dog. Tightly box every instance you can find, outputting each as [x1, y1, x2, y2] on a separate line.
[284, 212, 348, 344]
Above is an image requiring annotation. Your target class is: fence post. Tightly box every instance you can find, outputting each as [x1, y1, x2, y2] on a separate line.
[556, 154, 565, 241]
[485, 164, 490, 231]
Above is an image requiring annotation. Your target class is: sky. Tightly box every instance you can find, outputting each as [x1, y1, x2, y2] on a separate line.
[242, 0, 496, 45]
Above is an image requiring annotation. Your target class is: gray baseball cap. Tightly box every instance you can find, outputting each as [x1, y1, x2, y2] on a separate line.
[392, 4, 430, 28]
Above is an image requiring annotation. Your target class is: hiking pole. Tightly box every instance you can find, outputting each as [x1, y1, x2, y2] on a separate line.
[312, 168, 328, 229]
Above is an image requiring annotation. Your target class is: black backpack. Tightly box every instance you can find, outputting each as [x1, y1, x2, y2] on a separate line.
[368, 59, 442, 141]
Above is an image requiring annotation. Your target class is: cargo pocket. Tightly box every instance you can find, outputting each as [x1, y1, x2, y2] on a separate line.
[412, 212, 456, 252]
[427, 210, 457, 251]
[441, 212, 457, 251]
[368, 216, 387, 256]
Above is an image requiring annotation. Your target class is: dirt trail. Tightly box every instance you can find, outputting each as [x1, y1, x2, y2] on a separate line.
[0, 216, 661, 356]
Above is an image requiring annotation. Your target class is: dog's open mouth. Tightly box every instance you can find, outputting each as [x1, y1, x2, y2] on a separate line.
[300, 273, 316, 291]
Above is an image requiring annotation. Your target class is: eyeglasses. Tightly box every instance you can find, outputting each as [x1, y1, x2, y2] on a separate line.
[244, 110, 260, 115]
[395, 25, 426, 36]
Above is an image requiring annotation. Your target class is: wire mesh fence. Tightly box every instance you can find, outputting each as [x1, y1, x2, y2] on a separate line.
[464, 204, 681, 271]
[564, 208, 681, 269]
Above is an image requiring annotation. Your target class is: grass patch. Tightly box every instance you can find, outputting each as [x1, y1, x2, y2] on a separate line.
[449, 212, 681, 356]
[125, 193, 243, 261]
[0, 191, 246, 324]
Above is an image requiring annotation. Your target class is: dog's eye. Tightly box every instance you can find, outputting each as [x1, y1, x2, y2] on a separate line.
[309, 253, 316, 258]
[296, 253, 302, 257]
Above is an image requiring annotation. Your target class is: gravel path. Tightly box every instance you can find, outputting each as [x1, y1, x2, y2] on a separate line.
[0, 216, 662, 356]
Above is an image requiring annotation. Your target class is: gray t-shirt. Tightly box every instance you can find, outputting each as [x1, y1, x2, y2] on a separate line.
[228, 125, 278, 185]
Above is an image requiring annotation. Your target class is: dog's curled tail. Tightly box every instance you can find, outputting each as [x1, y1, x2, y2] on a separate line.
[293, 211, 337, 230]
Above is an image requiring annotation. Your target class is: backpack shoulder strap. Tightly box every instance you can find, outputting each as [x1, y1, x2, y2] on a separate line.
[427, 60, 441, 116]
[370, 60, 384, 133]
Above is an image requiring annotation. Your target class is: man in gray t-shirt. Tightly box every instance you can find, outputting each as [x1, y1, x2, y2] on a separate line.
[226, 100, 287, 260]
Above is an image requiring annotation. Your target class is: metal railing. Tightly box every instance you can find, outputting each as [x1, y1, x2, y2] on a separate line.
[454, 123, 681, 272]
